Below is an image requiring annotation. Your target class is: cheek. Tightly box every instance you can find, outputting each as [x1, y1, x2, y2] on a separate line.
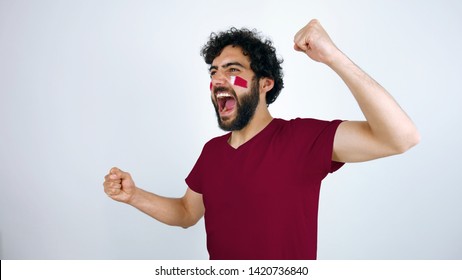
[230, 76, 248, 88]
[209, 76, 248, 90]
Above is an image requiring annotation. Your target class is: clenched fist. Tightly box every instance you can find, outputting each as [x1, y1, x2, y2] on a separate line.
[293, 19, 341, 65]
[103, 167, 137, 203]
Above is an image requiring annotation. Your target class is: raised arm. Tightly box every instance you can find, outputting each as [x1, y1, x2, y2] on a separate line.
[294, 19, 420, 162]
[103, 167, 204, 228]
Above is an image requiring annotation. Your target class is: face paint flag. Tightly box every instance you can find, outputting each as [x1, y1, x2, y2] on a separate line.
[210, 75, 248, 90]
[230, 76, 248, 88]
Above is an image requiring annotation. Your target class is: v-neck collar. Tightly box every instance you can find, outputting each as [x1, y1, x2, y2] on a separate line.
[224, 118, 278, 151]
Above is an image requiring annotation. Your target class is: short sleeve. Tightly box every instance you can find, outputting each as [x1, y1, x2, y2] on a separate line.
[289, 118, 345, 176]
[185, 144, 207, 194]
[321, 120, 345, 173]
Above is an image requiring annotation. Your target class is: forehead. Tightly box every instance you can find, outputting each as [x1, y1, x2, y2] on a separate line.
[211, 45, 250, 67]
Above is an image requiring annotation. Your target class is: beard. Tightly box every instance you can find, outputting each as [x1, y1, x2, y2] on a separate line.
[212, 78, 260, 131]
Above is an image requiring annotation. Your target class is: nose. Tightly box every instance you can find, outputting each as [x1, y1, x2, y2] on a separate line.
[211, 69, 228, 88]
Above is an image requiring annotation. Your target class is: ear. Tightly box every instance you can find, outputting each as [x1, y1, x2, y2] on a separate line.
[259, 77, 274, 95]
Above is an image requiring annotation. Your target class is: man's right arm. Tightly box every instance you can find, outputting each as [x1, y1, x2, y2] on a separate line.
[103, 167, 204, 228]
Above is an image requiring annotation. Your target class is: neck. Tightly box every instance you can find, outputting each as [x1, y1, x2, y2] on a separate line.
[228, 106, 273, 149]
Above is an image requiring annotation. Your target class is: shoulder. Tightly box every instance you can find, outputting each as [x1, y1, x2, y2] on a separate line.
[276, 117, 343, 133]
[200, 133, 230, 153]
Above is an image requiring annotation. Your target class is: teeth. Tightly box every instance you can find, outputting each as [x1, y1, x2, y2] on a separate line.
[216, 92, 232, 99]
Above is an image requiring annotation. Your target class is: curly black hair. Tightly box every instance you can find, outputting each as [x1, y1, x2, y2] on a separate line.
[200, 27, 284, 105]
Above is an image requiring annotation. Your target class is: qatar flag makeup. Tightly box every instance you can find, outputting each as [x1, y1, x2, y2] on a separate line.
[229, 76, 248, 88]
[210, 75, 248, 90]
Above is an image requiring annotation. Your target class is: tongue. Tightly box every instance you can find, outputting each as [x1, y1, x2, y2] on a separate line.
[225, 98, 236, 111]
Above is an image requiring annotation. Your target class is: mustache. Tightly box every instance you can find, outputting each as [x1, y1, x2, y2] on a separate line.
[213, 86, 229, 94]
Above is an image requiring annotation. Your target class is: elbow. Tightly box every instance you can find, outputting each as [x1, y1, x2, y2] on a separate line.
[180, 219, 199, 229]
[179, 214, 202, 229]
[181, 221, 192, 229]
[392, 129, 421, 154]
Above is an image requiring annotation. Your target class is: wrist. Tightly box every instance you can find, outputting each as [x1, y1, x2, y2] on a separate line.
[125, 186, 141, 205]
[325, 49, 348, 69]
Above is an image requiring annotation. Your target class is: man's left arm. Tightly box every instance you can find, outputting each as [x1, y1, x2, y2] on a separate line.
[294, 19, 420, 163]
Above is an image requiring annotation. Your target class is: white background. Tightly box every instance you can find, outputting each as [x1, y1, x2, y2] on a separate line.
[1, 0, 461, 259]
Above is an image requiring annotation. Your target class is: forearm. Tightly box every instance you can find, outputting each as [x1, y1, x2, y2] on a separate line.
[127, 188, 196, 228]
[328, 51, 420, 152]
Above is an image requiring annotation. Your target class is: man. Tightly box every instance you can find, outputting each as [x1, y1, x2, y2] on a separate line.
[103, 20, 420, 259]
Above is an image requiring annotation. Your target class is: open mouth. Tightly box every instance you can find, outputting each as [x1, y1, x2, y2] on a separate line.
[216, 91, 236, 116]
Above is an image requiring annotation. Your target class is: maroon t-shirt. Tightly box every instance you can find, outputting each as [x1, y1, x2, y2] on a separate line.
[185, 118, 344, 259]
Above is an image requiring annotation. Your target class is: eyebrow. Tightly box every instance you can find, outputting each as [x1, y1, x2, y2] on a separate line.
[209, 62, 246, 72]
